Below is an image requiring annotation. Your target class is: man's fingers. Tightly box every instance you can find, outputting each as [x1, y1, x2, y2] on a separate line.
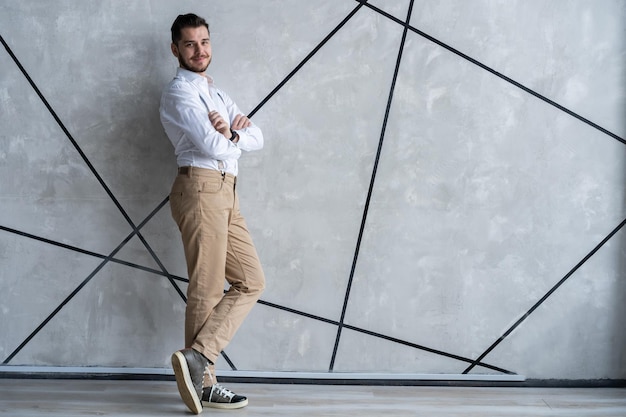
[209, 111, 222, 121]
[232, 114, 251, 130]
[210, 111, 251, 134]
[232, 114, 242, 129]
[209, 111, 225, 126]
[208, 111, 231, 135]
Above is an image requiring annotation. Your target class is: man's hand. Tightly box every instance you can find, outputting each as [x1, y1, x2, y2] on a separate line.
[209, 111, 231, 137]
[231, 114, 251, 130]
[208, 111, 251, 140]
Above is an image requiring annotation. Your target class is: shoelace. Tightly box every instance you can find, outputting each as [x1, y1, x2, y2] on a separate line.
[194, 360, 211, 393]
[202, 362, 219, 389]
[212, 384, 235, 400]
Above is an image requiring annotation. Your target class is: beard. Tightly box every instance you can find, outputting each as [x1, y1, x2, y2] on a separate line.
[178, 55, 211, 74]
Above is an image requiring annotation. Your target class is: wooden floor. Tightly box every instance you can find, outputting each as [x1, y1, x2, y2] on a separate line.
[0, 379, 625, 416]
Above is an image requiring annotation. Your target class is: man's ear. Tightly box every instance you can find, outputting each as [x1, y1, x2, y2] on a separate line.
[171, 42, 179, 58]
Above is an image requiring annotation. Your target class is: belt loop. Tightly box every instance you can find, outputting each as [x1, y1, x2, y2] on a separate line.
[178, 166, 192, 177]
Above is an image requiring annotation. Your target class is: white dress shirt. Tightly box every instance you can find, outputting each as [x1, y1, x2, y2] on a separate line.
[159, 68, 263, 176]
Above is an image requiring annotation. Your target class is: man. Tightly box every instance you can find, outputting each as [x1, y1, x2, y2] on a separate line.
[159, 13, 265, 414]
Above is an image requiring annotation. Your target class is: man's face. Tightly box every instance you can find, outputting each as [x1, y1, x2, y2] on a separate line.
[171, 26, 212, 74]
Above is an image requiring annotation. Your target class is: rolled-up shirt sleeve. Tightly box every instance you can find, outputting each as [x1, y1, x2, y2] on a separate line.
[160, 82, 242, 161]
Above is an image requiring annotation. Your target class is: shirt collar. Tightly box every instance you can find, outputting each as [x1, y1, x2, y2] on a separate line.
[175, 67, 215, 86]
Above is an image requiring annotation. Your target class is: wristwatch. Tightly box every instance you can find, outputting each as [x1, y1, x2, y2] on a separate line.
[229, 129, 239, 142]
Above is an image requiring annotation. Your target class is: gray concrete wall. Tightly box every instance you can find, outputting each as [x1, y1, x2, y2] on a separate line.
[1, 0, 624, 380]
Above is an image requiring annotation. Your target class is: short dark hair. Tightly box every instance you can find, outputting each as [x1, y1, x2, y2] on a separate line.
[171, 13, 209, 44]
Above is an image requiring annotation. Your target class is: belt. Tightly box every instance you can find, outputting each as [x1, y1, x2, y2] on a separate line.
[177, 166, 236, 182]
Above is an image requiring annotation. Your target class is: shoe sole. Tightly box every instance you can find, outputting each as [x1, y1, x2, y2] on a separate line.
[171, 351, 203, 414]
[202, 398, 249, 410]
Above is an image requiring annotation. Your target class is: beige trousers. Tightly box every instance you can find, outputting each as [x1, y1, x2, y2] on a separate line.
[169, 167, 265, 364]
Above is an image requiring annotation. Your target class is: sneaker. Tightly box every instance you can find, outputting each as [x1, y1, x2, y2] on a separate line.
[203, 362, 217, 388]
[202, 383, 249, 409]
[171, 349, 209, 414]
